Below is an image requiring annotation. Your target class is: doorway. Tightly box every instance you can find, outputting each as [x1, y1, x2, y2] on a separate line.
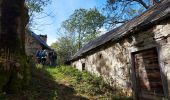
[132, 47, 165, 100]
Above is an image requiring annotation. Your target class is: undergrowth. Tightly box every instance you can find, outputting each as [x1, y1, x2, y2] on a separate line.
[46, 65, 133, 100]
[0, 65, 133, 100]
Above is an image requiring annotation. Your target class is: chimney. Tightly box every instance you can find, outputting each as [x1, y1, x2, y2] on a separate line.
[39, 34, 47, 43]
[151, 0, 160, 6]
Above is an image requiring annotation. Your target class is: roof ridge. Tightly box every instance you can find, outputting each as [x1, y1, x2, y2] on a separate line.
[70, 0, 170, 61]
[27, 29, 51, 50]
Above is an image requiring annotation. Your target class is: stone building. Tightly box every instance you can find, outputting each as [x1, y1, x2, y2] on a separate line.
[25, 29, 52, 63]
[69, 0, 170, 99]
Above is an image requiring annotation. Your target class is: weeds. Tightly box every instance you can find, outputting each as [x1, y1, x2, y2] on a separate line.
[46, 65, 133, 99]
[0, 65, 133, 100]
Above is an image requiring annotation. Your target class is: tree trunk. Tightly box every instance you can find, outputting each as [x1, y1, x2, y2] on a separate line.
[0, 0, 29, 93]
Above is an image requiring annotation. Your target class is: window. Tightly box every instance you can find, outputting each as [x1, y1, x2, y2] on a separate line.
[82, 63, 85, 70]
[73, 64, 76, 68]
[99, 54, 102, 59]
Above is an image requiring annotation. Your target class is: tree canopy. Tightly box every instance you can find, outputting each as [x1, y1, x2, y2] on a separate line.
[61, 8, 106, 49]
[53, 8, 105, 63]
[103, 0, 161, 29]
[52, 0, 162, 63]
[25, 0, 51, 28]
[51, 37, 77, 65]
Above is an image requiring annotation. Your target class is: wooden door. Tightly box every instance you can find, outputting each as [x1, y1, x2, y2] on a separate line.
[133, 48, 164, 100]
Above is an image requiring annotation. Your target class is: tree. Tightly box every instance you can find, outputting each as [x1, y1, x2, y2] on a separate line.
[26, 0, 51, 13]
[103, 0, 161, 29]
[54, 8, 105, 63]
[0, 0, 29, 93]
[61, 8, 106, 49]
[51, 37, 77, 65]
[25, 0, 51, 28]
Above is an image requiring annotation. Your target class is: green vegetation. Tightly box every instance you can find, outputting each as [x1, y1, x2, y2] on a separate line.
[61, 8, 106, 48]
[25, 0, 51, 28]
[52, 8, 106, 65]
[26, 0, 51, 13]
[0, 65, 132, 100]
[51, 37, 77, 65]
[46, 66, 132, 100]
[52, 0, 155, 64]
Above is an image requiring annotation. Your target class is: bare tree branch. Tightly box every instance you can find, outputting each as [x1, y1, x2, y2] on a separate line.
[134, 0, 149, 9]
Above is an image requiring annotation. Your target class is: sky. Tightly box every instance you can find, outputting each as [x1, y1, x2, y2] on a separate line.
[32, 0, 107, 45]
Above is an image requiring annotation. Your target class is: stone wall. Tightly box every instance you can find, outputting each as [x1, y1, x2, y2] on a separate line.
[72, 18, 170, 97]
[25, 31, 51, 64]
[25, 31, 42, 56]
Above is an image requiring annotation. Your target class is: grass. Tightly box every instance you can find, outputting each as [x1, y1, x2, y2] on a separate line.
[0, 65, 133, 100]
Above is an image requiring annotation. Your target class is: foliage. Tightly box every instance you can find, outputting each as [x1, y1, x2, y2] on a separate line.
[47, 66, 133, 99]
[53, 8, 105, 64]
[26, 0, 51, 13]
[102, 0, 161, 29]
[0, 65, 133, 100]
[51, 37, 77, 65]
[25, 0, 51, 27]
[61, 8, 106, 49]
[53, 0, 162, 64]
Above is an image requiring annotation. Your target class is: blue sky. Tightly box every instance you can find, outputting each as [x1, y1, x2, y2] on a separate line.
[32, 0, 106, 45]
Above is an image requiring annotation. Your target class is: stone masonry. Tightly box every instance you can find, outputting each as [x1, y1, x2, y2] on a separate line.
[72, 18, 170, 97]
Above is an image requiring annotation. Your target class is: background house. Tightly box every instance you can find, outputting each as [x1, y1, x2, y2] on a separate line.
[69, 0, 170, 99]
[25, 29, 55, 64]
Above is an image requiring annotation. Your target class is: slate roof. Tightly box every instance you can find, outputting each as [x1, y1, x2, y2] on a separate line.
[27, 30, 51, 50]
[70, 0, 170, 61]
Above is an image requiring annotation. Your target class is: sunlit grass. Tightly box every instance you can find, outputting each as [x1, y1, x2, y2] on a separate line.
[44, 65, 133, 100]
[0, 65, 133, 100]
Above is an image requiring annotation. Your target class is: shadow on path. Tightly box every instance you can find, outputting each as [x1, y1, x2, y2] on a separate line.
[1, 66, 88, 100]
[30, 66, 88, 100]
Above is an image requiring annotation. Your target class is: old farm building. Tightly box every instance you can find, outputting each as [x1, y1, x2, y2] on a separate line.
[69, 0, 170, 99]
[25, 30, 51, 55]
[25, 30, 53, 64]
